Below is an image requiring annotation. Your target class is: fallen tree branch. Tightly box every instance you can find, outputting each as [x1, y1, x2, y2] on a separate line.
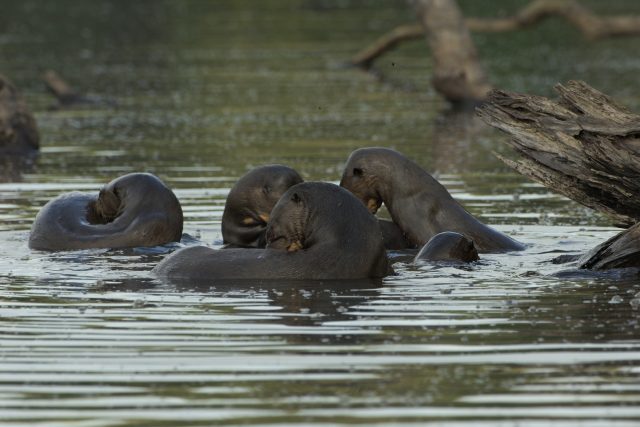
[351, 0, 640, 69]
[465, 0, 640, 38]
[351, 24, 423, 70]
[477, 80, 640, 228]
[479, 80, 640, 270]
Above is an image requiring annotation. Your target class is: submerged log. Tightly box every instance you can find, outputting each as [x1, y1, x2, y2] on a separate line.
[578, 223, 640, 270]
[478, 80, 640, 270]
[0, 74, 39, 153]
[42, 70, 117, 109]
[43, 70, 82, 106]
[477, 80, 640, 228]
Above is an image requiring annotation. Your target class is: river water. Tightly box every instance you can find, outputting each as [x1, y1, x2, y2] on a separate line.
[2, 1, 640, 426]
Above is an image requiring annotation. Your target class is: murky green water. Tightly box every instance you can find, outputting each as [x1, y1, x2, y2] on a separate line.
[2, 1, 640, 425]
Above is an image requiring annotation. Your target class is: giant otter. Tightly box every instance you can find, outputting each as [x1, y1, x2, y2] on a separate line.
[154, 182, 391, 280]
[340, 147, 524, 253]
[29, 173, 183, 251]
[221, 164, 408, 250]
[414, 231, 479, 263]
[378, 218, 412, 250]
[222, 164, 303, 248]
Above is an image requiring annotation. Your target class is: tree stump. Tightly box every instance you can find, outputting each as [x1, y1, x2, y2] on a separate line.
[0, 74, 39, 153]
[411, 0, 491, 105]
[478, 80, 640, 270]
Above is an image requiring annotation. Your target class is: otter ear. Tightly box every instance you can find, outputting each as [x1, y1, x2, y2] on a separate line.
[353, 167, 363, 177]
[262, 185, 271, 195]
[291, 192, 302, 204]
[98, 186, 115, 200]
[111, 186, 121, 199]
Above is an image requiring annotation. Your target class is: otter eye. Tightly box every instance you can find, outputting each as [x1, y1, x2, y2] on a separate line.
[353, 167, 363, 177]
[291, 192, 301, 203]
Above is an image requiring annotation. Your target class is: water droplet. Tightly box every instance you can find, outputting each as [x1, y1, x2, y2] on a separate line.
[609, 295, 623, 304]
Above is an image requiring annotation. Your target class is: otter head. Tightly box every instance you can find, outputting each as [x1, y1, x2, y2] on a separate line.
[222, 165, 303, 247]
[86, 180, 122, 224]
[85, 173, 173, 225]
[266, 181, 391, 278]
[340, 148, 399, 214]
[415, 231, 479, 263]
[265, 188, 308, 252]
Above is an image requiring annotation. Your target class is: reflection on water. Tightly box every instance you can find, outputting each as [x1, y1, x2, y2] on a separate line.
[0, 152, 37, 183]
[1, 0, 640, 425]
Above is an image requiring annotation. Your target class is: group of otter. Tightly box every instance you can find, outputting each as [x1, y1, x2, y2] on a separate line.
[29, 147, 527, 281]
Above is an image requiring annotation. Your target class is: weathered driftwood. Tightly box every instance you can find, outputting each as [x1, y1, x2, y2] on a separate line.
[351, 0, 640, 80]
[410, 0, 491, 105]
[0, 74, 39, 153]
[478, 80, 640, 270]
[477, 80, 640, 228]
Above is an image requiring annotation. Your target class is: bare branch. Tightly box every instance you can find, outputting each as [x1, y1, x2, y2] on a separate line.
[351, 0, 640, 70]
[351, 24, 423, 70]
[465, 0, 640, 39]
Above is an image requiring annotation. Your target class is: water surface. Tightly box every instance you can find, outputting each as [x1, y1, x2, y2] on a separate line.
[1, 1, 640, 425]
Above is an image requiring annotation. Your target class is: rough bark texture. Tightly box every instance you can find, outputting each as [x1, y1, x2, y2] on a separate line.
[0, 74, 39, 153]
[351, 0, 640, 71]
[477, 80, 640, 228]
[411, 0, 491, 105]
[478, 80, 640, 270]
